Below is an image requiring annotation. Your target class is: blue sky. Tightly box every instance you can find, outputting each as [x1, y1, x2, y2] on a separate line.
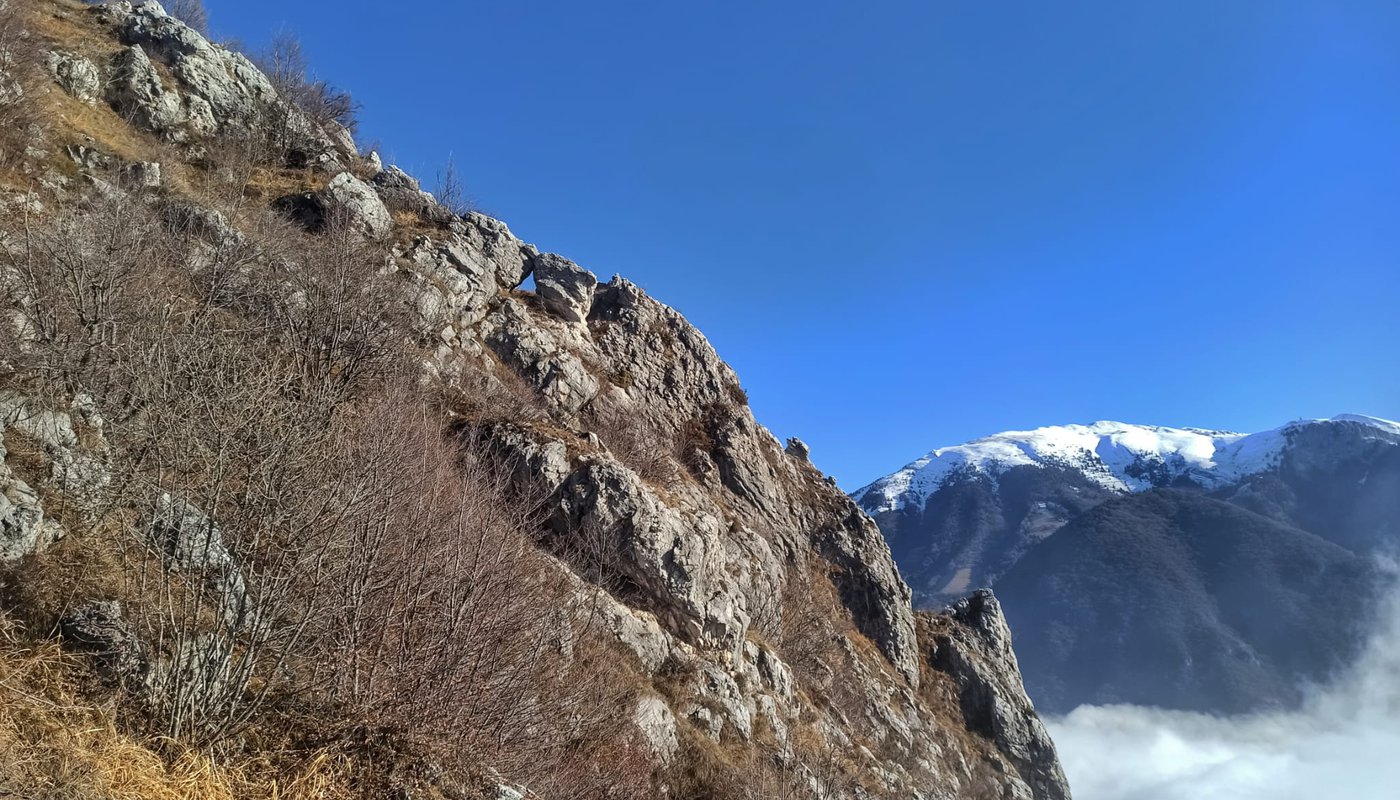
[206, 1, 1400, 488]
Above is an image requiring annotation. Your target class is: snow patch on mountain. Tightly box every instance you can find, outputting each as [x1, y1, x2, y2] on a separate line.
[856, 415, 1400, 515]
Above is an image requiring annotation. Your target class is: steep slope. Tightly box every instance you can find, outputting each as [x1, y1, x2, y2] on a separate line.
[0, 2, 1069, 798]
[857, 416, 1400, 715]
[855, 416, 1400, 605]
[993, 489, 1385, 714]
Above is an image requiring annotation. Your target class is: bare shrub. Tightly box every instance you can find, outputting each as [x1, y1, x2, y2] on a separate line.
[164, 0, 210, 36]
[255, 33, 358, 134]
[309, 400, 562, 741]
[587, 407, 679, 485]
[0, 193, 418, 744]
[433, 155, 473, 217]
[0, 0, 40, 170]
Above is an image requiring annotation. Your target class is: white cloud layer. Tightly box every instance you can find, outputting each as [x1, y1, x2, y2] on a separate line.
[1047, 589, 1400, 800]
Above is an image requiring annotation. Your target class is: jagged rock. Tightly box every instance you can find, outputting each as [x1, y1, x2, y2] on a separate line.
[276, 173, 392, 238]
[553, 456, 751, 652]
[120, 160, 162, 189]
[115, 1, 277, 128]
[372, 165, 456, 226]
[686, 663, 754, 741]
[162, 200, 240, 246]
[322, 172, 392, 238]
[397, 235, 496, 333]
[59, 600, 148, 687]
[460, 212, 535, 290]
[106, 45, 214, 140]
[0, 393, 110, 502]
[482, 300, 599, 414]
[931, 590, 1069, 800]
[65, 144, 116, 172]
[0, 468, 62, 562]
[632, 695, 680, 762]
[533, 253, 598, 324]
[815, 505, 921, 686]
[148, 494, 249, 628]
[599, 596, 674, 673]
[784, 437, 810, 462]
[46, 51, 101, 104]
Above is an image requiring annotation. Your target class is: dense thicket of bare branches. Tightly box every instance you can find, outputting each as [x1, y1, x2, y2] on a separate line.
[0, 193, 671, 794]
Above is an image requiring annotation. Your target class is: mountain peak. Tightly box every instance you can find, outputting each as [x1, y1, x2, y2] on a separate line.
[855, 414, 1400, 516]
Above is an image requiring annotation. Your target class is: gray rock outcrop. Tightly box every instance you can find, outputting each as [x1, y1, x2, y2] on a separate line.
[931, 590, 1070, 800]
[322, 172, 392, 238]
[107, 45, 214, 140]
[46, 51, 101, 104]
[533, 253, 597, 324]
[60, 600, 149, 687]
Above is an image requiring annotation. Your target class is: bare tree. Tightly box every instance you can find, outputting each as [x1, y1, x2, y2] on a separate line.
[255, 32, 358, 133]
[434, 155, 474, 217]
[164, 0, 210, 36]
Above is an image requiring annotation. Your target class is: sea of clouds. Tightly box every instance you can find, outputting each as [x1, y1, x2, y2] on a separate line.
[1047, 588, 1400, 800]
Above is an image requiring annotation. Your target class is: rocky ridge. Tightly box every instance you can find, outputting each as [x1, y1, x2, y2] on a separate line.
[0, 2, 1069, 798]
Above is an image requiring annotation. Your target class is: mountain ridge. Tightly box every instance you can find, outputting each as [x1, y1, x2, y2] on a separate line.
[856, 414, 1400, 515]
[856, 411, 1400, 716]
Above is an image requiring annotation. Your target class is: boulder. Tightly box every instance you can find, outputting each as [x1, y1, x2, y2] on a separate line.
[116, 1, 277, 128]
[784, 437, 811, 462]
[322, 172, 392, 238]
[276, 173, 392, 238]
[120, 160, 162, 189]
[59, 600, 148, 688]
[149, 494, 249, 629]
[0, 469, 62, 562]
[373, 166, 457, 226]
[46, 51, 101, 104]
[533, 253, 598, 324]
[632, 695, 680, 762]
[460, 212, 535, 289]
[65, 145, 116, 172]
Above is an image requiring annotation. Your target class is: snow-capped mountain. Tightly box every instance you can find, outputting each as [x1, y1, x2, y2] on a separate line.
[856, 414, 1400, 516]
[855, 413, 1400, 716]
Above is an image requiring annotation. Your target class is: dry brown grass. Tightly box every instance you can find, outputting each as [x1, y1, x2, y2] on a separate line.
[0, 621, 242, 799]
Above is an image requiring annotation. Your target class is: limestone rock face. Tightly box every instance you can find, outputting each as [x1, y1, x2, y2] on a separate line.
[96, 0, 349, 163]
[0, 468, 62, 562]
[322, 172, 392, 238]
[532, 253, 597, 324]
[931, 590, 1070, 800]
[460, 212, 536, 290]
[112, 1, 277, 129]
[553, 456, 754, 652]
[107, 45, 214, 140]
[481, 300, 599, 414]
[632, 695, 680, 762]
[46, 51, 101, 104]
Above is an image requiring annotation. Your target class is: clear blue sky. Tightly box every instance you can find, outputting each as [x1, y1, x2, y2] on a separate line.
[206, 1, 1400, 489]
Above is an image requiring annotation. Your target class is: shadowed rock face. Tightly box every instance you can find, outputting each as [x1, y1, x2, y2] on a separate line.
[994, 489, 1388, 715]
[930, 590, 1069, 800]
